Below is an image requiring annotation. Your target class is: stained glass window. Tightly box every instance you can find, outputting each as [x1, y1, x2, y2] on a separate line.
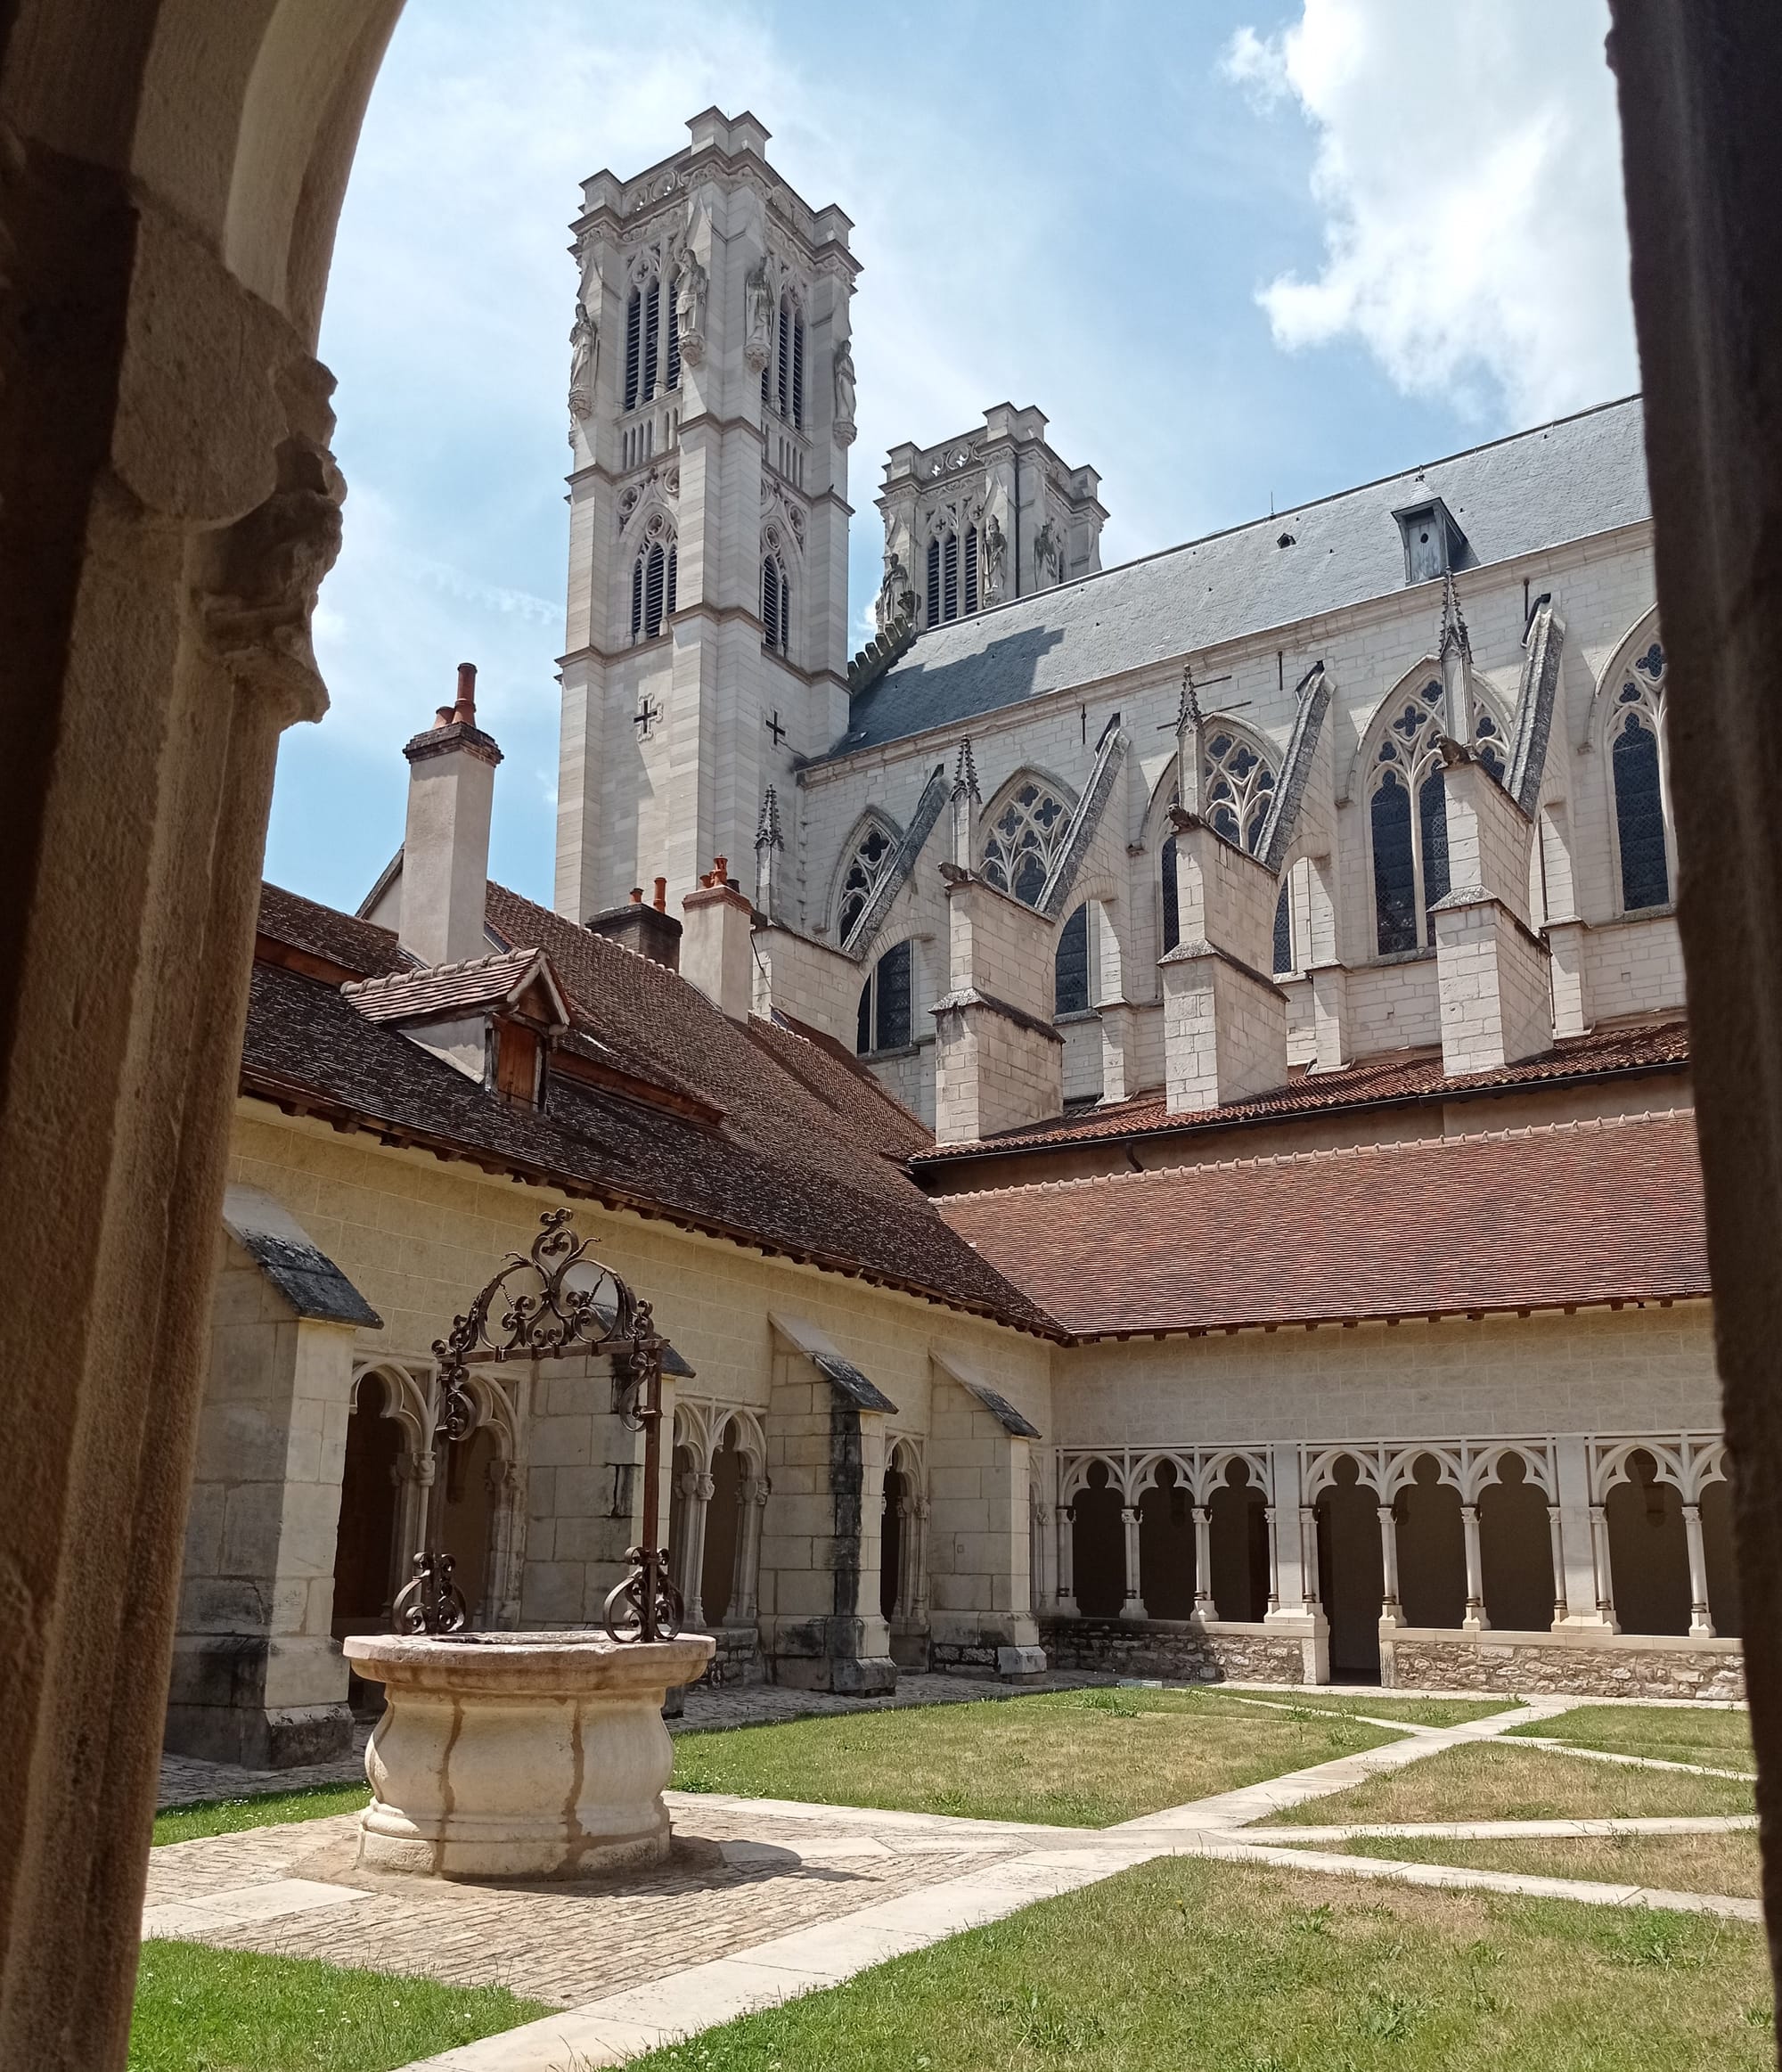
[1055, 904, 1090, 1014]
[1371, 769, 1417, 954]
[838, 822, 896, 943]
[1365, 676, 1500, 954]
[1614, 704, 1670, 910]
[855, 939, 913, 1055]
[1205, 729, 1278, 856]
[1272, 882, 1293, 976]
[1160, 835, 1179, 954]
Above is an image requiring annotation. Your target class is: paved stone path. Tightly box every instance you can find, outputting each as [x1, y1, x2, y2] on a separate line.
[137, 1685, 1768, 2070]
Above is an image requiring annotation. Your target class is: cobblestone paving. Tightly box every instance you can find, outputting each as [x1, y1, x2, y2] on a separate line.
[156, 1671, 1104, 1808]
[143, 1798, 1048, 2010]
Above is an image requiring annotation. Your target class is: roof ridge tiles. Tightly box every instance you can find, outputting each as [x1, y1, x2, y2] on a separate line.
[341, 946, 535, 998]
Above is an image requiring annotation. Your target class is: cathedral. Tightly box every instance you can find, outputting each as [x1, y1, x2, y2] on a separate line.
[168, 111, 1731, 1773]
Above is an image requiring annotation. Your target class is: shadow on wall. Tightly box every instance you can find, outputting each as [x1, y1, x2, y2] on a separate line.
[834, 625, 1068, 756]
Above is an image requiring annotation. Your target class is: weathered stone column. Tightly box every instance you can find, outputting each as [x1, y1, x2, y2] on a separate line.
[732, 1472, 768, 1625]
[1684, 1503, 1715, 1638]
[1377, 1505, 1402, 1630]
[1263, 1506, 1281, 1613]
[1590, 1504, 1620, 1632]
[1056, 1499, 1078, 1616]
[1548, 1504, 1570, 1626]
[681, 1473, 714, 1629]
[1120, 1504, 1144, 1620]
[1461, 1504, 1489, 1632]
[1192, 1506, 1214, 1617]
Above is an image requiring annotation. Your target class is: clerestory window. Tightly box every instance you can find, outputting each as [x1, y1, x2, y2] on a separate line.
[1367, 678, 1455, 954]
[856, 940, 913, 1054]
[1609, 640, 1671, 912]
[983, 779, 1074, 906]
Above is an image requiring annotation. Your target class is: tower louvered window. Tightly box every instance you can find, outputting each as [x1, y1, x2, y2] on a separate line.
[963, 528, 979, 615]
[632, 536, 674, 643]
[926, 536, 942, 627]
[791, 311, 805, 428]
[624, 289, 643, 411]
[665, 295, 680, 391]
[641, 278, 659, 405]
[762, 553, 788, 654]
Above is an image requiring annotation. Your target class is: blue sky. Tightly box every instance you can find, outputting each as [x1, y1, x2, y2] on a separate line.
[269, 0, 1633, 914]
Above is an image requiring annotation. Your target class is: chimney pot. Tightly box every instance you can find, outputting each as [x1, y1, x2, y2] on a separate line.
[628, 886, 644, 905]
[453, 661, 478, 727]
[435, 706, 454, 728]
[653, 877, 667, 912]
[712, 855, 728, 882]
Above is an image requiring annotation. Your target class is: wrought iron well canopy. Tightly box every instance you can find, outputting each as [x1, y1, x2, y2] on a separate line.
[395, 1208, 679, 1642]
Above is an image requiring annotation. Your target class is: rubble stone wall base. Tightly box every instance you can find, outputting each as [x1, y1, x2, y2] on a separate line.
[1040, 1617, 1306, 1684]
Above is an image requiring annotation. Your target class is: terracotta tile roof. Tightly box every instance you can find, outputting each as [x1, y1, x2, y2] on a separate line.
[938, 1110, 1708, 1336]
[343, 948, 567, 1028]
[914, 1021, 1690, 1164]
[257, 883, 408, 978]
[246, 884, 1054, 1334]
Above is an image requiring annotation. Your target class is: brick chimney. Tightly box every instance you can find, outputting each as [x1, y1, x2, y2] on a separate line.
[586, 877, 683, 969]
[680, 857, 754, 1020]
[399, 663, 502, 967]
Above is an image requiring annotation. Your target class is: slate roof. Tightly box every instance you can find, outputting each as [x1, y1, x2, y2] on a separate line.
[914, 1021, 1689, 1165]
[832, 397, 1649, 759]
[937, 1110, 1707, 1337]
[247, 884, 1053, 1334]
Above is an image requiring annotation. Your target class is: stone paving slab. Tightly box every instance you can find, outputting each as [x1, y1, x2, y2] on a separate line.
[1509, 1735, 1757, 1781]
[1259, 1814, 1760, 1842]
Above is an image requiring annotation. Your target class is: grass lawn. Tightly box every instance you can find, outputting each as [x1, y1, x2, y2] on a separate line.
[128, 1941, 549, 2071]
[1508, 1704, 1754, 1771]
[1203, 1692, 1517, 1728]
[1257, 1741, 1755, 1827]
[153, 1783, 370, 1847]
[626, 1854, 1773, 2071]
[1295, 1828, 1762, 1900]
[670, 1688, 1402, 1825]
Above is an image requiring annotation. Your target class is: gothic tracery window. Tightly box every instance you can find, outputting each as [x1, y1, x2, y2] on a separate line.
[1368, 679, 1457, 954]
[983, 778, 1074, 906]
[1610, 641, 1671, 911]
[1205, 727, 1277, 856]
[838, 820, 897, 943]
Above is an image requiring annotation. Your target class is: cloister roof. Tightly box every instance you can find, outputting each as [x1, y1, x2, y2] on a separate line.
[831, 396, 1649, 760]
[936, 1109, 1708, 1337]
[914, 1020, 1689, 1167]
[246, 883, 1056, 1335]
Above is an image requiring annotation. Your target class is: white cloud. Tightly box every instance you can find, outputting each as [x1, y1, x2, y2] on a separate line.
[1221, 0, 1636, 423]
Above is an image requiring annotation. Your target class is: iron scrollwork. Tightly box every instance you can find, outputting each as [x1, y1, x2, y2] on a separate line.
[403, 1208, 679, 1642]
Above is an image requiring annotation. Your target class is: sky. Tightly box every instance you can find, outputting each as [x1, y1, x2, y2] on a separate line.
[268, 0, 1636, 914]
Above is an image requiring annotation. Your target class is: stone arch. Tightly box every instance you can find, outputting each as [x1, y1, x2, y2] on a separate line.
[1603, 1446, 1692, 1636]
[1698, 1456, 1740, 1639]
[1390, 1450, 1466, 1629]
[1206, 1454, 1271, 1620]
[1475, 1447, 1558, 1633]
[334, 1362, 426, 1642]
[1312, 1453, 1384, 1680]
[1137, 1456, 1195, 1618]
[442, 1373, 521, 1629]
[1594, 610, 1673, 915]
[1068, 1457, 1127, 1618]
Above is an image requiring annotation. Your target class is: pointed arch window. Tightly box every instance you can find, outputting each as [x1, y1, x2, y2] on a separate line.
[767, 293, 805, 429]
[1366, 677, 1470, 954]
[761, 550, 789, 655]
[1609, 642, 1671, 911]
[1055, 903, 1091, 1015]
[1205, 728, 1277, 856]
[856, 940, 913, 1054]
[1271, 882, 1293, 976]
[838, 820, 897, 944]
[983, 779, 1073, 906]
[665, 291, 681, 392]
[629, 523, 677, 643]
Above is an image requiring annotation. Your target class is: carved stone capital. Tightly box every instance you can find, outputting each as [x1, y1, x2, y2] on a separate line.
[195, 356, 345, 726]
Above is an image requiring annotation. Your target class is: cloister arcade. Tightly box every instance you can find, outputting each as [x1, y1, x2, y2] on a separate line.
[1056, 1434, 1737, 1682]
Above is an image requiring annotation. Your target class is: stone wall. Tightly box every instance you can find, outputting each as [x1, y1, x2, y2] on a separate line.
[1041, 1617, 1307, 1684]
[1384, 1629, 1744, 1700]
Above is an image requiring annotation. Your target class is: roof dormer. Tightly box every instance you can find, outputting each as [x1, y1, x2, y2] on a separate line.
[342, 947, 569, 1110]
[1391, 495, 1470, 586]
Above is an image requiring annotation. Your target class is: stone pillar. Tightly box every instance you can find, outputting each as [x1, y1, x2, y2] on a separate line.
[1299, 1507, 1320, 1608]
[1546, 920, 1590, 1041]
[1098, 1001, 1140, 1107]
[519, 1354, 646, 1627]
[733, 1473, 768, 1625]
[1263, 1506, 1281, 1613]
[1553, 1437, 1608, 1628]
[1377, 1505, 1402, 1630]
[927, 1371, 1042, 1664]
[1461, 1503, 1489, 1632]
[1548, 1504, 1570, 1626]
[1192, 1506, 1214, 1617]
[1120, 1505, 1144, 1620]
[677, 1472, 714, 1630]
[1684, 1503, 1715, 1637]
[1056, 1499, 1078, 1616]
[1590, 1503, 1620, 1633]
[168, 1248, 363, 1769]
[1432, 753, 1552, 1076]
[1159, 815, 1288, 1113]
[1031, 1500, 1052, 1612]
[932, 872, 1065, 1145]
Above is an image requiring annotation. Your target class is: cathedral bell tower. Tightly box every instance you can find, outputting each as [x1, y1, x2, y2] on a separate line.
[555, 109, 859, 924]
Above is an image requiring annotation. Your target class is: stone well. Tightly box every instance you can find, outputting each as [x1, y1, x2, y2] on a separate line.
[345, 1631, 714, 1879]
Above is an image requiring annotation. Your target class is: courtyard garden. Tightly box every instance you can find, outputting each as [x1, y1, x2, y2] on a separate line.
[135, 1691, 1770, 2072]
